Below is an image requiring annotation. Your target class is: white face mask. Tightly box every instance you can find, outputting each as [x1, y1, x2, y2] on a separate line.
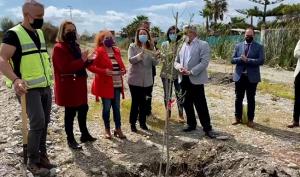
[184, 36, 190, 43]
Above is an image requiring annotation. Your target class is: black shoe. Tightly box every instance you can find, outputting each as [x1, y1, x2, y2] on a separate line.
[27, 163, 50, 177]
[205, 131, 218, 139]
[287, 122, 300, 128]
[140, 124, 149, 130]
[68, 140, 82, 150]
[80, 135, 97, 143]
[131, 124, 137, 132]
[182, 126, 196, 132]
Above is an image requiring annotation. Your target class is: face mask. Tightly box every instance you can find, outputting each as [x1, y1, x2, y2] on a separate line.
[245, 36, 253, 43]
[184, 36, 190, 43]
[139, 35, 148, 44]
[30, 18, 44, 29]
[169, 34, 177, 42]
[64, 31, 77, 42]
[103, 38, 114, 48]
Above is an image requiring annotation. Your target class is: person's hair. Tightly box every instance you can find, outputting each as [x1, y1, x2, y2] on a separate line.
[22, 0, 44, 15]
[135, 28, 153, 50]
[245, 26, 255, 35]
[140, 20, 150, 28]
[94, 30, 112, 48]
[166, 25, 181, 42]
[186, 25, 197, 34]
[56, 20, 77, 42]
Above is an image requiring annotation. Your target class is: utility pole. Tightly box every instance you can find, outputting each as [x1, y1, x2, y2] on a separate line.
[67, 5, 73, 20]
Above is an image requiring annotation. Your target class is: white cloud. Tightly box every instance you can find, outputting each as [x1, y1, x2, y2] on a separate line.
[136, 1, 201, 12]
[6, 5, 135, 34]
[3, 1, 205, 34]
[6, 7, 22, 18]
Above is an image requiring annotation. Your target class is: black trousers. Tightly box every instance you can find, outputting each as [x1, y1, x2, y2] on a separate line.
[180, 76, 212, 132]
[64, 104, 90, 142]
[293, 73, 300, 123]
[145, 84, 153, 116]
[129, 85, 151, 126]
[235, 74, 258, 121]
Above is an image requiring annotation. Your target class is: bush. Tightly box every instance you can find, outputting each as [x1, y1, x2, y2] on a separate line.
[264, 22, 300, 70]
[118, 38, 131, 50]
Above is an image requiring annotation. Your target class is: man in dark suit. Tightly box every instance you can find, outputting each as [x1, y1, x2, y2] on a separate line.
[174, 25, 216, 138]
[231, 27, 265, 128]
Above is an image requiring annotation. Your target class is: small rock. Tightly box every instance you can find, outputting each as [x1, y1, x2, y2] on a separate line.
[0, 139, 7, 144]
[90, 167, 101, 175]
[287, 163, 299, 169]
[102, 171, 108, 177]
[5, 148, 14, 154]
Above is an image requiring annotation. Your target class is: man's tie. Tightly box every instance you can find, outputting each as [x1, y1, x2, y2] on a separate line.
[243, 44, 250, 72]
[245, 43, 250, 56]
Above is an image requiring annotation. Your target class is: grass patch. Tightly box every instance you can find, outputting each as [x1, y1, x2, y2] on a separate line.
[207, 92, 224, 100]
[121, 49, 129, 66]
[257, 79, 294, 100]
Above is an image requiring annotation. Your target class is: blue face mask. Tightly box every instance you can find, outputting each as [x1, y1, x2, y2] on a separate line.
[169, 34, 177, 42]
[139, 35, 148, 44]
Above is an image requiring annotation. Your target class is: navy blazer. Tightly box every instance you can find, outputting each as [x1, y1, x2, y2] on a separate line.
[231, 41, 265, 83]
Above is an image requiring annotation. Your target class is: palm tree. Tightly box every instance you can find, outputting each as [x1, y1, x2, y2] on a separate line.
[236, 6, 262, 26]
[205, 0, 228, 24]
[248, 0, 285, 24]
[199, 2, 213, 32]
[121, 15, 149, 38]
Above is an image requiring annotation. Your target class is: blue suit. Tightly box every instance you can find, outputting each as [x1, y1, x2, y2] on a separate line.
[231, 41, 265, 83]
[231, 40, 265, 122]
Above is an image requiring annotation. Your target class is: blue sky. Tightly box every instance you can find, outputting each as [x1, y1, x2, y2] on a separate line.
[0, 0, 298, 34]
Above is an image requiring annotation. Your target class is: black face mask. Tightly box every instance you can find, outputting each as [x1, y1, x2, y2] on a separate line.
[245, 36, 254, 43]
[64, 31, 77, 42]
[30, 18, 44, 29]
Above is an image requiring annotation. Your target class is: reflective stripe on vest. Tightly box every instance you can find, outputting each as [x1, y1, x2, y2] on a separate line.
[21, 43, 47, 51]
[6, 24, 53, 89]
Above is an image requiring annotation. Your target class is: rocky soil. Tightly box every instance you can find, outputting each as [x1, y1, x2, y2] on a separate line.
[0, 61, 300, 177]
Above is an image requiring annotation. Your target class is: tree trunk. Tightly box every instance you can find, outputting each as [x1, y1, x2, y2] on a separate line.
[206, 17, 209, 32]
[250, 16, 253, 26]
[263, 3, 267, 24]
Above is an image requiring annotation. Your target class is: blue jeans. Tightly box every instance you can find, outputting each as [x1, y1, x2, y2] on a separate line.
[101, 88, 121, 129]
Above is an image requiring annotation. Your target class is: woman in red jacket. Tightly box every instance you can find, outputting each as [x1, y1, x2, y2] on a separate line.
[52, 20, 96, 149]
[88, 30, 126, 139]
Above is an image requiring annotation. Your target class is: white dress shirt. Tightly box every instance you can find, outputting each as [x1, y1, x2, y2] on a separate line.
[183, 38, 197, 68]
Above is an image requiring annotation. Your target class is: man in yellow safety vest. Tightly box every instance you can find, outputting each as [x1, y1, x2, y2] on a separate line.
[0, 1, 55, 176]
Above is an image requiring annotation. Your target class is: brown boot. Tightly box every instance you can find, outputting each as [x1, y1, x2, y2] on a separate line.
[104, 129, 112, 139]
[27, 163, 50, 177]
[247, 121, 255, 128]
[232, 118, 241, 125]
[39, 153, 57, 170]
[113, 128, 127, 139]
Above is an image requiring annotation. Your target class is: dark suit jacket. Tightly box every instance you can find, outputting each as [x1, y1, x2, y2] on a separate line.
[231, 41, 265, 83]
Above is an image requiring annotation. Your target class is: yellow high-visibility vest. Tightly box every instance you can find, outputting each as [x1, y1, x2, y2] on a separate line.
[6, 24, 53, 89]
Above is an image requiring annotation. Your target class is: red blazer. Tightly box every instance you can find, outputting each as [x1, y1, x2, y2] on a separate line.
[88, 46, 126, 99]
[52, 42, 88, 107]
